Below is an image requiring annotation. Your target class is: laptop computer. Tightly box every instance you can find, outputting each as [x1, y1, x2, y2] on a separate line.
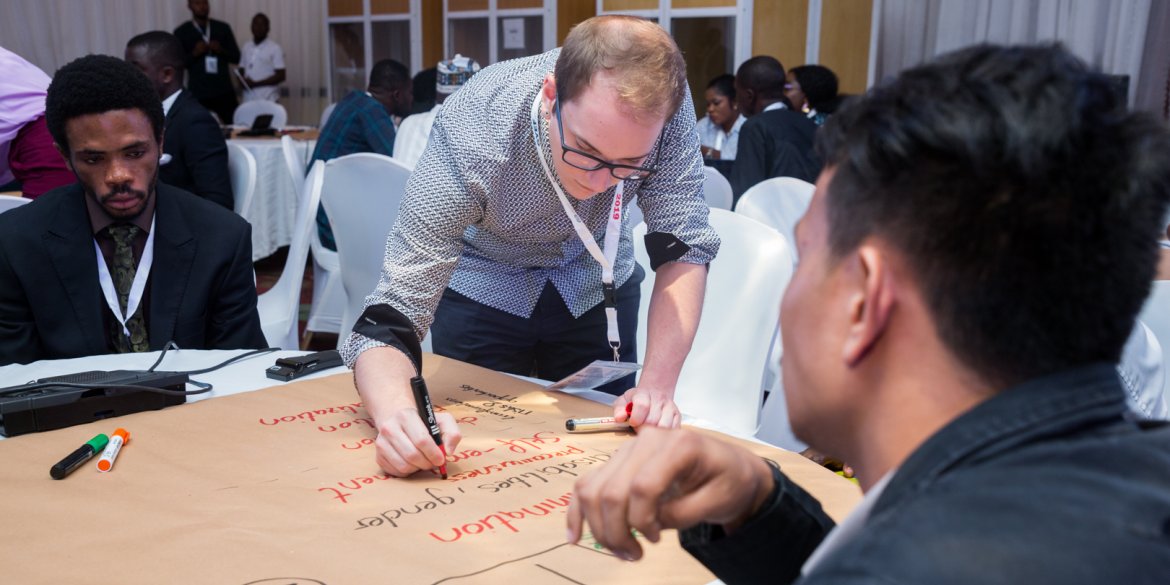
[236, 113, 276, 137]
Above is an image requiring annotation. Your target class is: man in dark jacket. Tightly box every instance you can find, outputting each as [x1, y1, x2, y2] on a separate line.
[126, 30, 233, 210]
[729, 56, 821, 203]
[0, 55, 265, 366]
[567, 44, 1170, 584]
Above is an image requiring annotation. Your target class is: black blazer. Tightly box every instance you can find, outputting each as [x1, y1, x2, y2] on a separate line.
[730, 109, 823, 203]
[160, 89, 234, 210]
[0, 182, 267, 366]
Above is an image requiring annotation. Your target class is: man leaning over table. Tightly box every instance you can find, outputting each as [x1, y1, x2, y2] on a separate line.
[340, 16, 719, 477]
[0, 55, 266, 366]
[566, 44, 1170, 584]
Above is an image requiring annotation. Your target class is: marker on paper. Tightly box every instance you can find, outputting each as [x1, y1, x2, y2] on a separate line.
[566, 404, 635, 433]
[411, 376, 448, 479]
[50, 434, 109, 480]
[97, 428, 130, 472]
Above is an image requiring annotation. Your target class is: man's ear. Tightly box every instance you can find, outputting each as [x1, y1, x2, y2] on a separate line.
[541, 73, 556, 115]
[161, 65, 177, 87]
[53, 143, 74, 174]
[842, 244, 895, 367]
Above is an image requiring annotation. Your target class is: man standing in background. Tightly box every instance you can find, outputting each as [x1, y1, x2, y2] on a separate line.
[174, 0, 241, 124]
[239, 13, 285, 103]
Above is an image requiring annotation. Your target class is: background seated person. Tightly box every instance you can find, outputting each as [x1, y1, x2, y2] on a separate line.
[696, 74, 746, 161]
[0, 55, 266, 366]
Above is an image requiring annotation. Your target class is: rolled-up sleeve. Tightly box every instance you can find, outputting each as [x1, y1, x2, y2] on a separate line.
[635, 89, 720, 268]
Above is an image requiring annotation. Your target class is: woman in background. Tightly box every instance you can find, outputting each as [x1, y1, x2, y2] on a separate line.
[696, 74, 746, 160]
[785, 64, 839, 126]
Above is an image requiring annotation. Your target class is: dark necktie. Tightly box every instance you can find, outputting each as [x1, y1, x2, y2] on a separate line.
[107, 224, 150, 353]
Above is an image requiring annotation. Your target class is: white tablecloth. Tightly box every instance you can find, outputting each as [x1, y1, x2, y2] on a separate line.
[229, 137, 315, 261]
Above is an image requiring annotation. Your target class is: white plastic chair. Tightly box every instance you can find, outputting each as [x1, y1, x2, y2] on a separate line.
[257, 160, 324, 349]
[701, 165, 734, 210]
[318, 153, 423, 350]
[225, 142, 257, 216]
[0, 195, 31, 214]
[280, 136, 345, 339]
[735, 177, 816, 260]
[1137, 280, 1170, 415]
[319, 103, 337, 129]
[234, 100, 288, 129]
[633, 209, 795, 436]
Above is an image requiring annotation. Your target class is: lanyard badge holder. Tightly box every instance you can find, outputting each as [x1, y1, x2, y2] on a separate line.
[530, 93, 641, 390]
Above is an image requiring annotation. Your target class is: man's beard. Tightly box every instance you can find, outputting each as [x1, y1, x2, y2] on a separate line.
[81, 165, 158, 220]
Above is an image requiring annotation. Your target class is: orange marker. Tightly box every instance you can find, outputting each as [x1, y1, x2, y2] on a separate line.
[96, 428, 130, 472]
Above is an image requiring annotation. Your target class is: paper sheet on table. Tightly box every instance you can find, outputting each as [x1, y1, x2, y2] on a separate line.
[0, 355, 860, 584]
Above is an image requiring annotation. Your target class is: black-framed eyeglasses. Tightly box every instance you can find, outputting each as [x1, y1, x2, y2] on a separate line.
[553, 99, 662, 181]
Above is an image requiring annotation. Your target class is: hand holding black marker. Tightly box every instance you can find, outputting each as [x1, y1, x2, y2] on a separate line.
[411, 376, 448, 479]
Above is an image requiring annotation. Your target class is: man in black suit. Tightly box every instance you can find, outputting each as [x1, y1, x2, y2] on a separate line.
[173, 0, 240, 124]
[729, 56, 822, 204]
[126, 31, 233, 210]
[0, 54, 266, 366]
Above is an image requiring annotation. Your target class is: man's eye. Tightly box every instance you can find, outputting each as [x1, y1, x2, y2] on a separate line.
[127, 151, 145, 159]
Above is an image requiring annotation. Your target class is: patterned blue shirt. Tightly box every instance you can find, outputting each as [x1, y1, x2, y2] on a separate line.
[342, 49, 719, 366]
[311, 90, 397, 250]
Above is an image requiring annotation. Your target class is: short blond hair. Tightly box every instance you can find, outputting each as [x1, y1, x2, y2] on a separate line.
[555, 15, 687, 122]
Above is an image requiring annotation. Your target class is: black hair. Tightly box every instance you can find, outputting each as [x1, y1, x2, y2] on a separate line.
[253, 12, 269, 25]
[46, 54, 165, 153]
[736, 56, 787, 100]
[790, 64, 838, 109]
[816, 43, 1170, 389]
[368, 59, 411, 92]
[126, 30, 186, 72]
[413, 67, 437, 105]
[706, 74, 736, 101]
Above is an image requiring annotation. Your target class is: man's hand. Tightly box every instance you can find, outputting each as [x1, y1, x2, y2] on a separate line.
[208, 39, 222, 53]
[371, 402, 462, 477]
[193, 40, 208, 56]
[354, 347, 463, 477]
[566, 427, 774, 561]
[614, 386, 681, 428]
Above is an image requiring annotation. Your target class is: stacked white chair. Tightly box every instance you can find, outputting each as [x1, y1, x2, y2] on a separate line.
[0, 195, 31, 214]
[234, 101, 288, 129]
[317, 153, 424, 350]
[280, 136, 345, 340]
[701, 165, 734, 210]
[735, 176, 816, 262]
[319, 103, 337, 129]
[633, 209, 794, 436]
[226, 142, 257, 216]
[256, 160, 325, 349]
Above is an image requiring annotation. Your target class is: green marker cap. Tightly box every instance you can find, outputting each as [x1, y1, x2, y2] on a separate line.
[85, 434, 109, 452]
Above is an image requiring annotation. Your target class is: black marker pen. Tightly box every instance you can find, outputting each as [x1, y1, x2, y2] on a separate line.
[50, 434, 109, 480]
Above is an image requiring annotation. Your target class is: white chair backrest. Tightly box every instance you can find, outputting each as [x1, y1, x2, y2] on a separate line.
[318, 153, 414, 347]
[633, 209, 795, 435]
[735, 177, 815, 259]
[1137, 280, 1170, 416]
[701, 165, 734, 210]
[280, 135, 306, 200]
[319, 103, 337, 129]
[225, 142, 257, 216]
[256, 160, 325, 349]
[234, 100, 288, 129]
[0, 195, 31, 214]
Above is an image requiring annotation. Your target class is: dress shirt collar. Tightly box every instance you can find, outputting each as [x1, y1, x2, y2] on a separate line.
[162, 88, 182, 117]
[763, 101, 788, 113]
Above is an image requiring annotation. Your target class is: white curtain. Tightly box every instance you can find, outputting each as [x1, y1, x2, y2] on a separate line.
[876, 0, 1154, 108]
[0, 0, 328, 125]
